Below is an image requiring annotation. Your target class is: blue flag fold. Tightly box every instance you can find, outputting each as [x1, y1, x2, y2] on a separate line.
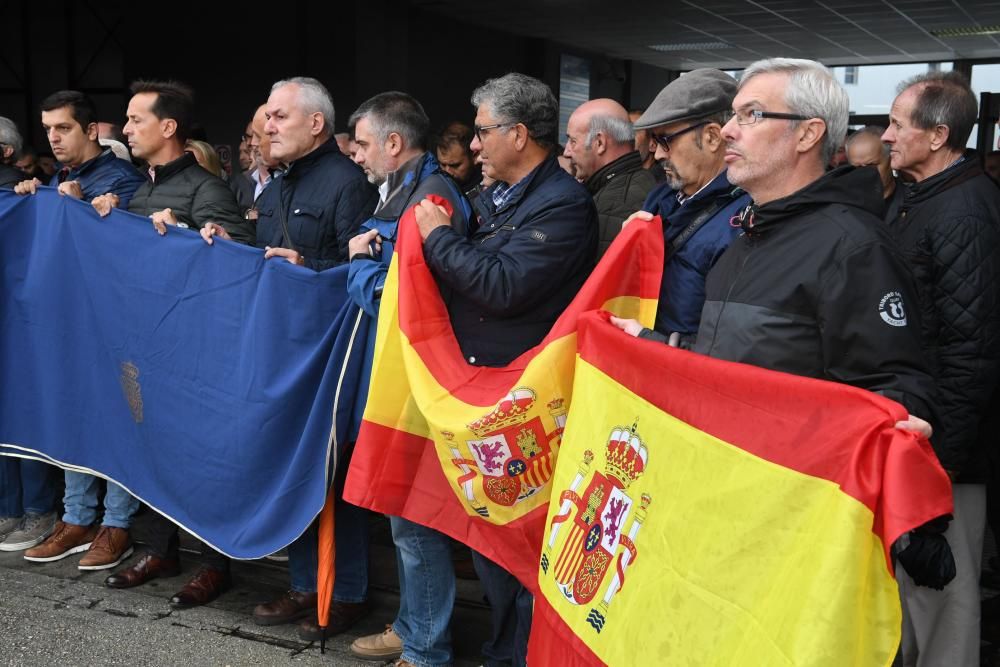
[0, 188, 366, 558]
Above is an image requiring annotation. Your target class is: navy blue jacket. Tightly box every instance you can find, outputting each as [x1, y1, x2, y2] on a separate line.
[49, 148, 145, 208]
[346, 152, 472, 439]
[255, 139, 377, 270]
[641, 170, 748, 337]
[423, 155, 597, 367]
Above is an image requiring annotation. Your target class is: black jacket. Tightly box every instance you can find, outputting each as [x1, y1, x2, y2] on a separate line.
[888, 153, 1000, 481]
[586, 151, 657, 258]
[0, 163, 26, 189]
[255, 139, 378, 270]
[694, 166, 936, 422]
[127, 152, 252, 244]
[423, 155, 598, 367]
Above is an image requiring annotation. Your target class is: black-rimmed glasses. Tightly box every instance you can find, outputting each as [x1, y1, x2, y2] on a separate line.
[734, 109, 810, 126]
[474, 123, 515, 141]
[649, 121, 710, 151]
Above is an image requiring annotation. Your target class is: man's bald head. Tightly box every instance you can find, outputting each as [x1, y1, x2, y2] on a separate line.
[563, 98, 635, 182]
[251, 103, 280, 169]
[846, 126, 895, 199]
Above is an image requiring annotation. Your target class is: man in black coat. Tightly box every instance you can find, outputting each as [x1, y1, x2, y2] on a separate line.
[883, 70, 1000, 667]
[415, 72, 597, 667]
[203, 77, 377, 269]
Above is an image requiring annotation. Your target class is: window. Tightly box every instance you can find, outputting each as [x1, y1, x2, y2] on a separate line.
[971, 63, 1000, 150]
[559, 55, 590, 142]
[844, 66, 859, 85]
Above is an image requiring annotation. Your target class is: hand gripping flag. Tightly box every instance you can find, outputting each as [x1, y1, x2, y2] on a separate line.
[528, 312, 953, 667]
[343, 200, 664, 590]
[0, 188, 367, 559]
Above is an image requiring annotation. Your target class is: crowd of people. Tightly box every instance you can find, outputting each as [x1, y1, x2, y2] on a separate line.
[1, 57, 1000, 667]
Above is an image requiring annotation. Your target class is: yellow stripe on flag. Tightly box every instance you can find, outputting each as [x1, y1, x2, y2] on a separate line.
[538, 360, 901, 666]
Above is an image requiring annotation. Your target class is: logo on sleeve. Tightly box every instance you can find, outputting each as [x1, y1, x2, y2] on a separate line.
[879, 291, 907, 327]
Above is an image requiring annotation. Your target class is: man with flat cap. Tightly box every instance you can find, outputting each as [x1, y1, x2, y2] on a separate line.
[611, 69, 749, 347]
[563, 98, 657, 257]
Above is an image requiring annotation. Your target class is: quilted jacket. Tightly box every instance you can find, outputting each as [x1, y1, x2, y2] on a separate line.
[888, 153, 1000, 481]
[586, 150, 657, 259]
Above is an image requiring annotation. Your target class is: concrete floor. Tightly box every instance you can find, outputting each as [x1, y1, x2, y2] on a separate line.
[0, 510, 491, 667]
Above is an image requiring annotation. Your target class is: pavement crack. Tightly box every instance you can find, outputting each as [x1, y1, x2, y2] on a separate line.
[103, 608, 139, 619]
[212, 625, 307, 651]
[152, 610, 173, 621]
[86, 599, 101, 609]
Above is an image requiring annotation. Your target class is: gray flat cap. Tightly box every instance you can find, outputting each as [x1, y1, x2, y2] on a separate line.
[634, 68, 737, 130]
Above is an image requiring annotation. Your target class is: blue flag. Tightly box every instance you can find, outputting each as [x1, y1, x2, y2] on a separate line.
[0, 188, 367, 558]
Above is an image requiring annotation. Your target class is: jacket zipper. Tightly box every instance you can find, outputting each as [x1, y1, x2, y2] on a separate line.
[705, 242, 753, 357]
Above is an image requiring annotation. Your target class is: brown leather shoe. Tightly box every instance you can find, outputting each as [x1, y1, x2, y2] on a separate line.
[252, 590, 317, 626]
[169, 566, 231, 609]
[78, 526, 133, 571]
[298, 600, 371, 641]
[104, 552, 181, 589]
[23, 521, 98, 562]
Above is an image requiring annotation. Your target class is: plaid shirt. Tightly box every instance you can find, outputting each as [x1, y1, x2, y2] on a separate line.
[491, 179, 525, 210]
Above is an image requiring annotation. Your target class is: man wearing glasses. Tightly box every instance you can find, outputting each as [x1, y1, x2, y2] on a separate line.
[611, 68, 749, 348]
[414, 72, 597, 667]
[695, 58, 937, 441]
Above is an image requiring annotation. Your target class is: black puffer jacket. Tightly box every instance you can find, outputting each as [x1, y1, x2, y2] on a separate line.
[888, 153, 1000, 481]
[127, 152, 252, 244]
[0, 163, 26, 189]
[587, 151, 657, 258]
[694, 166, 937, 422]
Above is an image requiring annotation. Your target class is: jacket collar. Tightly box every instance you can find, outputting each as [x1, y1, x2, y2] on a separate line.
[902, 149, 983, 207]
[65, 148, 116, 180]
[374, 152, 438, 220]
[584, 150, 643, 194]
[150, 151, 198, 183]
[282, 138, 340, 181]
[484, 154, 561, 214]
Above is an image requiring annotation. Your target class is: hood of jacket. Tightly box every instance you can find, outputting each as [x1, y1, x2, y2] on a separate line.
[744, 165, 884, 234]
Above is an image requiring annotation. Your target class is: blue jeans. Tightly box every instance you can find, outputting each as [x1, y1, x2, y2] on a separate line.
[288, 498, 370, 603]
[390, 516, 455, 667]
[0, 457, 56, 517]
[473, 551, 532, 667]
[62, 471, 139, 529]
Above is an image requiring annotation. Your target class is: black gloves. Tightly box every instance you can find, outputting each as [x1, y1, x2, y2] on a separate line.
[892, 516, 957, 591]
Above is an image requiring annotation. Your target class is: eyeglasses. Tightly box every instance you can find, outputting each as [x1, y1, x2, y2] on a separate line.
[474, 122, 515, 141]
[734, 109, 810, 126]
[649, 121, 709, 151]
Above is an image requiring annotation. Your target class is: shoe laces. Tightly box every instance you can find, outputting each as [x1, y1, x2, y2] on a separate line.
[90, 526, 114, 551]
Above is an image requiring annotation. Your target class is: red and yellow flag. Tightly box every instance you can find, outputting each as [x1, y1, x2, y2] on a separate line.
[528, 312, 953, 666]
[343, 202, 663, 589]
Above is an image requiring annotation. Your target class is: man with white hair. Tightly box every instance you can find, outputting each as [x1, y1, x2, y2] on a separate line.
[202, 77, 377, 268]
[0, 116, 27, 188]
[563, 99, 656, 256]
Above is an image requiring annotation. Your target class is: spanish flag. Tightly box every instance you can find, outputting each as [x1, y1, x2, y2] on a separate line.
[528, 312, 953, 666]
[343, 200, 663, 588]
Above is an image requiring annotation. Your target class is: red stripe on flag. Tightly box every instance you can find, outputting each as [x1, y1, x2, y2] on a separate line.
[343, 419, 548, 592]
[391, 198, 664, 407]
[575, 312, 952, 569]
[528, 594, 607, 666]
